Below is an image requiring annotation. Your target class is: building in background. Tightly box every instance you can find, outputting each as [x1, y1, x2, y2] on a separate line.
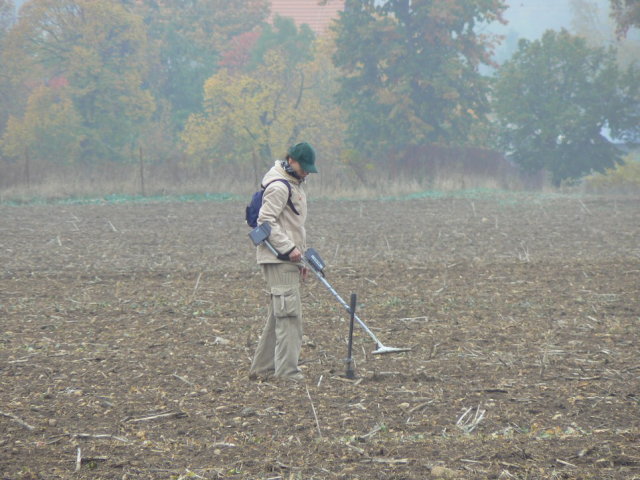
[269, 0, 345, 35]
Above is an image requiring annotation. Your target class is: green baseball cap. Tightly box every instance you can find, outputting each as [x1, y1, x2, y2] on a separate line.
[288, 142, 318, 173]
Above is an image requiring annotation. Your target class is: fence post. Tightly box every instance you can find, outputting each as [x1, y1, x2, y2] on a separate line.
[139, 146, 145, 197]
[24, 146, 30, 188]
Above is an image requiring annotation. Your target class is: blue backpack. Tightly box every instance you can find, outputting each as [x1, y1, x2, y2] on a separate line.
[245, 179, 300, 228]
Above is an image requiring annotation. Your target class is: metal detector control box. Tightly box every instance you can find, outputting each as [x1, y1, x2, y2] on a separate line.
[248, 223, 272, 246]
[304, 248, 325, 274]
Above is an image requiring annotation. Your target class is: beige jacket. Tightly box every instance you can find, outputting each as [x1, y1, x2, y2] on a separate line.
[256, 161, 307, 264]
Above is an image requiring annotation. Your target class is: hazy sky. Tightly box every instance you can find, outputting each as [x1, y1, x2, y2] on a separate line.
[500, 0, 576, 39]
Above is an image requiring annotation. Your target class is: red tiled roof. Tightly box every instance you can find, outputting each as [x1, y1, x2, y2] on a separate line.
[269, 0, 345, 35]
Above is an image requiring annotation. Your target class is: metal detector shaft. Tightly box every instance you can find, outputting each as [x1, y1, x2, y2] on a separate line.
[303, 262, 386, 348]
[303, 260, 410, 354]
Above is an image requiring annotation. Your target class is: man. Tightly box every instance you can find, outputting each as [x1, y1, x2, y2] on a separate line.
[249, 142, 318, 382]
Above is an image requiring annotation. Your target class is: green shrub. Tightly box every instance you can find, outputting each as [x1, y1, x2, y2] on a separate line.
[583, 154, 640, 193]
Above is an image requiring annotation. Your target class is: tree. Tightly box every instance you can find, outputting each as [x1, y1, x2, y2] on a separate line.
[4, 0, 154, 164]
[134, 0, 269, 131]
[0, 0, 17, 139]
[181, 16, 344, 172]
[492, 29, 640, 186]
[248, 15, 315, 70]
[332, 0, 506, 165]
[1, 84, 84, 167]
[610, 0, 640, 37]
[219, 30, 261, 72]
[570, 0, 639, 68]
[0, 0, 13, 39]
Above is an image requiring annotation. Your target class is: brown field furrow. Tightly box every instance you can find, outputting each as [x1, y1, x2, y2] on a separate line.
[1, 196, 639, 479]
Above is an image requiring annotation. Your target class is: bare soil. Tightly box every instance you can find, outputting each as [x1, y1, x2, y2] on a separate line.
[1, 194, 639, 479]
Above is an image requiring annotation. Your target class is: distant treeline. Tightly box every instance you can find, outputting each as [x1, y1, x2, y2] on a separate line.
[0, 0, 638, 194]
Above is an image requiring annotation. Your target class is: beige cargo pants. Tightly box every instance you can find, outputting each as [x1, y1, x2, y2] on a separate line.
[249, 263, 303, 379]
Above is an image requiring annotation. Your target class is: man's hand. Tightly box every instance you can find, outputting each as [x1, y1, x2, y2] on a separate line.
[289, 247, 303, 263]
[300, 267, 309, 281]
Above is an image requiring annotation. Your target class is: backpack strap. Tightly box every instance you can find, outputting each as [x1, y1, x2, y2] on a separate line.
[262, 179, 300, 215]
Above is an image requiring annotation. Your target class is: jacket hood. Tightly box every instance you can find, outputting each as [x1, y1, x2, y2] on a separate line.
[262, 160, 302, 187]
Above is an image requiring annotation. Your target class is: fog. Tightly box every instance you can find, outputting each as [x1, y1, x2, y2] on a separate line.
[2, 0, 636, 198]
[500, 0, 575, 39]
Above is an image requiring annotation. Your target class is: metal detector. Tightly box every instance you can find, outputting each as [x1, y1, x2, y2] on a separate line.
[249, 223, 411, 355]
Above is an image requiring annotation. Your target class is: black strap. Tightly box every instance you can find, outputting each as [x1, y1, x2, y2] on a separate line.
[262, 179, 300, 215]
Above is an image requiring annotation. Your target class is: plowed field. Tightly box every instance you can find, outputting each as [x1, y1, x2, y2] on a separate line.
[1, 194, 639, 479]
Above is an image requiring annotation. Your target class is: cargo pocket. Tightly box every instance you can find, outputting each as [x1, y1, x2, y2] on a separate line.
[271, 286, 300, 318]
